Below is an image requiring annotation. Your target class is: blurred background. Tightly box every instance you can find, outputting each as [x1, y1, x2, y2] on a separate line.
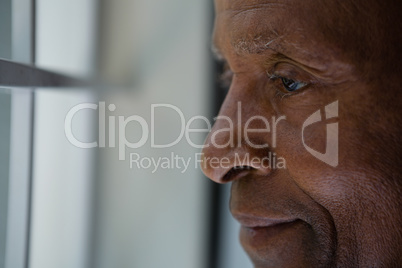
[0, 0, 252, 267]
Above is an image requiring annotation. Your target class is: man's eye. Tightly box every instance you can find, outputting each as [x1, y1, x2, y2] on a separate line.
[280, 77, 307, 92]
[268, 73, 309, 95]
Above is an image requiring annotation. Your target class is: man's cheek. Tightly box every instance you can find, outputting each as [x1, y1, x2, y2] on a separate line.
[273, 118, 340, 194]
[273, 114, 326, 165]
[273, 120, 306, 173]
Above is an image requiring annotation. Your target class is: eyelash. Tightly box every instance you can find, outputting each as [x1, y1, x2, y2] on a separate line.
[268, 73, 306, 99]
[218, 69, 309, 99]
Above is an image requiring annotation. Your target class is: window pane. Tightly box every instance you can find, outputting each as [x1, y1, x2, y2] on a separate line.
[0, 89, 12, 268]
[29, 1, 97, 268]
[0, 0, 12, 59]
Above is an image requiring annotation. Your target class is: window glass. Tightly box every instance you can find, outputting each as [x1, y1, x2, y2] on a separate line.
[0, 89, 11, 268]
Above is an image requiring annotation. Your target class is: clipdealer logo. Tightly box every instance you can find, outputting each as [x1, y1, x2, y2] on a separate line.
[64, 103, 213, 160]
[302, 101, 339, 167]
[64, 101, 339, 170]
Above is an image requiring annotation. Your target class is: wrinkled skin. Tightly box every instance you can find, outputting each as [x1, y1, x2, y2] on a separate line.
[201, 0, 402, 267]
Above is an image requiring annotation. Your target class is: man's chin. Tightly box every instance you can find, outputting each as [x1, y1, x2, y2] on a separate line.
[240, 220, 333, 268]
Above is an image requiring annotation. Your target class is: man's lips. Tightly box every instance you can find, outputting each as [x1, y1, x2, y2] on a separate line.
[234, 212, 306, 257]
[233, 213, 299, 228]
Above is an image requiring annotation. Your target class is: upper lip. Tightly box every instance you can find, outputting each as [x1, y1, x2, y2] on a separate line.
[232, 213, 298, 228]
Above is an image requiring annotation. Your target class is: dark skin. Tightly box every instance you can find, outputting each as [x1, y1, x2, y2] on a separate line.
[201, 0, 402, 267]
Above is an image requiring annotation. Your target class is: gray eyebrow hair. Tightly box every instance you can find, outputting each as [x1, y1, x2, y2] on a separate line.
[232, 35, 280, 55]
[211, 32, 283, 61]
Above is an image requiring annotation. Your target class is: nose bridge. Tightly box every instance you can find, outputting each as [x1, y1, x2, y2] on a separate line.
[212, 84, 260, 151]
[201, 82, 274, 183]
[216, 78, 267, 143]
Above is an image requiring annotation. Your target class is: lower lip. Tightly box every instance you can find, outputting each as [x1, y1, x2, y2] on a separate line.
[240, 220, 303, 249]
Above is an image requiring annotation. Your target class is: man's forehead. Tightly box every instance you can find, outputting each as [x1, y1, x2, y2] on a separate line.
[213, 0, 359, 74]
[214, 0, 313, 44]
[213, 0, 305, 58]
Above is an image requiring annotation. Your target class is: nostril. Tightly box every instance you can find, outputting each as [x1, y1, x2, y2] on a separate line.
[222, 166, 255, 183]
[234, 166, 252, 170]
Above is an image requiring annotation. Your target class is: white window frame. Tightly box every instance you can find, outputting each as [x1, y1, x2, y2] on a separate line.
[1, 1, 89, 268]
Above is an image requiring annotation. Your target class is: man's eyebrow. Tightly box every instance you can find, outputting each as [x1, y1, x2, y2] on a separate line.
[211, 32, 341, 76]
[211, 34, 282, 62]
[212, 42, 295, 75]
[232, 35, 280, 55]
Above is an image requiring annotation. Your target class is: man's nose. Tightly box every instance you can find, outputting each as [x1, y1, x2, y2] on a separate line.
[201, 85, 273, 184]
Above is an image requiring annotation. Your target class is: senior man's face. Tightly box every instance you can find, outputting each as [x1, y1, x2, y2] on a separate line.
[201, 0, 402, 267]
